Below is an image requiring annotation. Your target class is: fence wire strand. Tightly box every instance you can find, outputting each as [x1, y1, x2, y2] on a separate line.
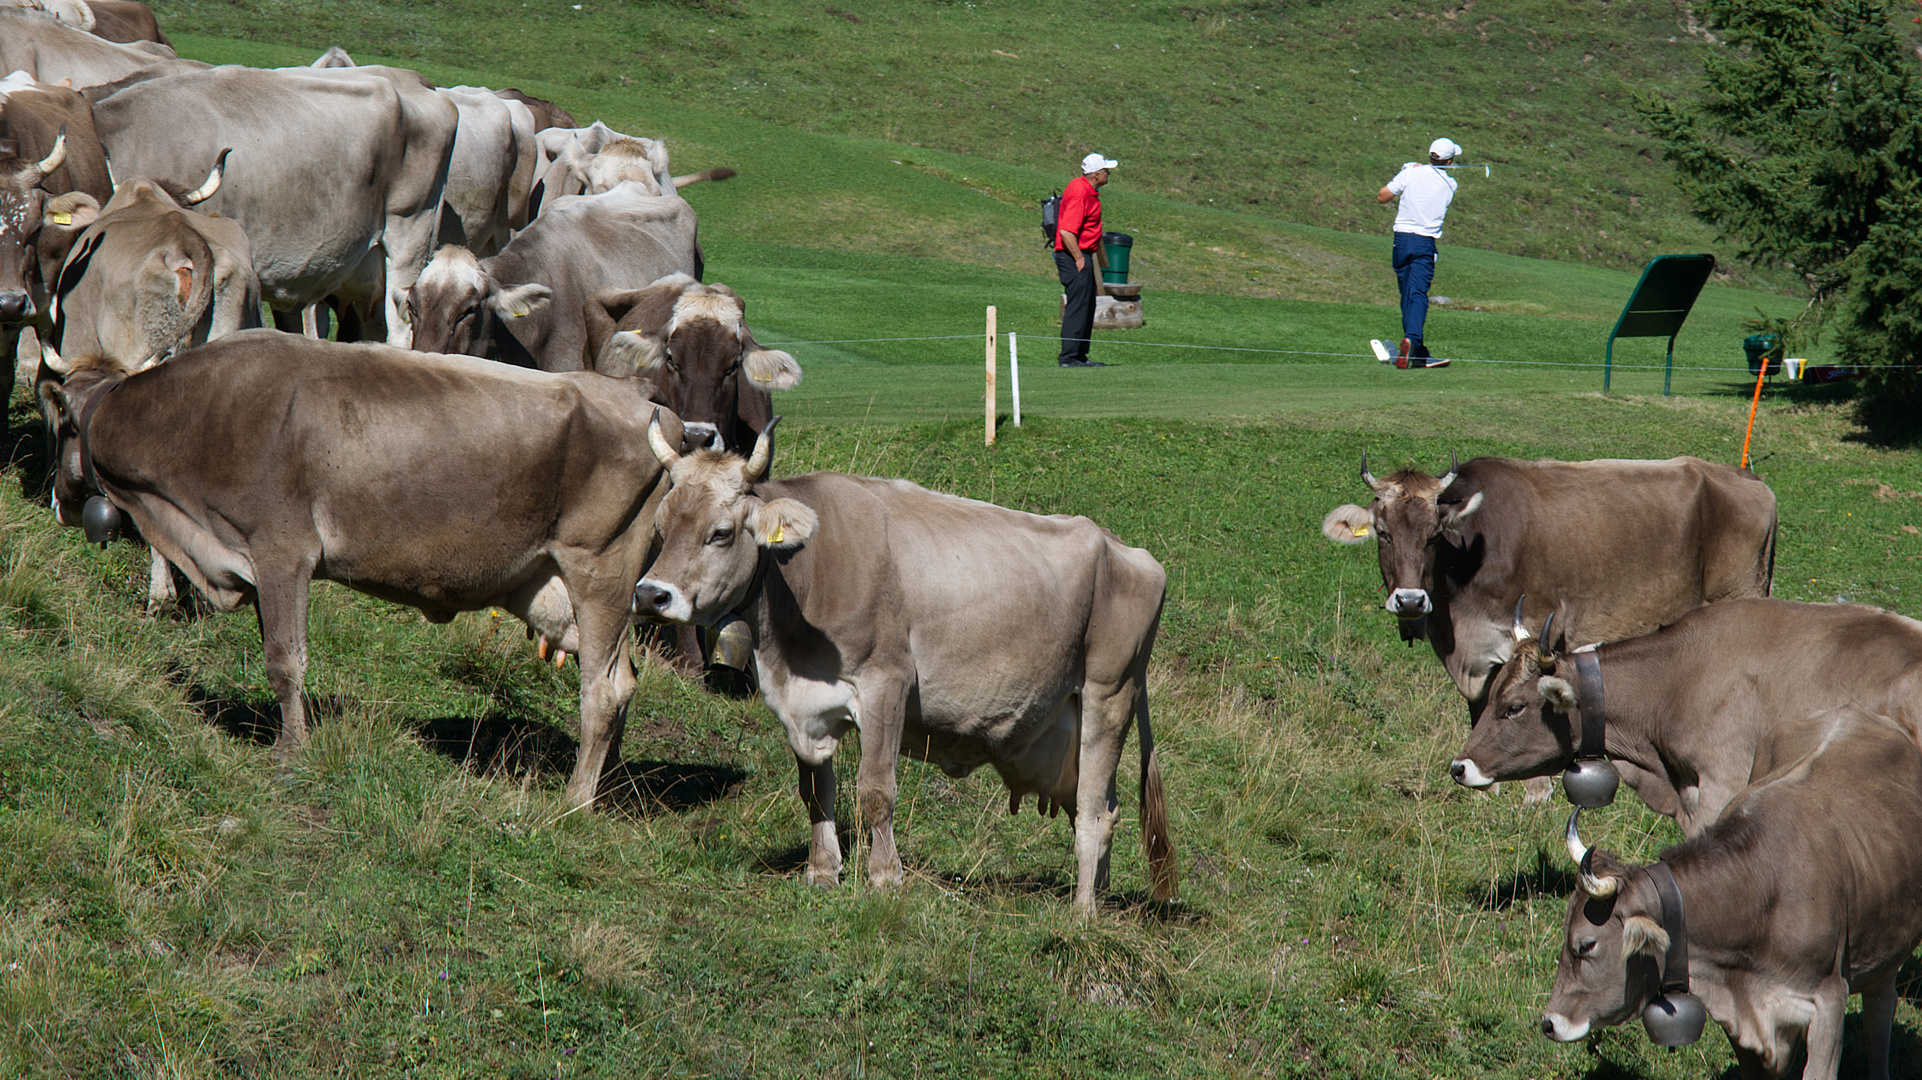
[760, 329, 1776, 374]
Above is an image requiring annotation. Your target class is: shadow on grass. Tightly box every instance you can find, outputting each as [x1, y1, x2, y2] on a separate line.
[181, 677, 746, 815]
[1467, 848, 1577, 912]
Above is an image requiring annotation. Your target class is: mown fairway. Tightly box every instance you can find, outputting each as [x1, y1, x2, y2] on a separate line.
[5, 4, 1922, 1078]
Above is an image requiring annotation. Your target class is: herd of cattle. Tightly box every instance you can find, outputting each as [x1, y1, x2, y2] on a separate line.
[4, 3, 1919, 1075]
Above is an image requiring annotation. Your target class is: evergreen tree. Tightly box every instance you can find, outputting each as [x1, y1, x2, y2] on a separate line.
[1640, 0, 1922, 438]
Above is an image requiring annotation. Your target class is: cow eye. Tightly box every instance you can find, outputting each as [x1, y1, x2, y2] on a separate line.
[1576, 938, 1598, 958]
[706, 525, 733, 546]
[1503, 701, 1527, 719]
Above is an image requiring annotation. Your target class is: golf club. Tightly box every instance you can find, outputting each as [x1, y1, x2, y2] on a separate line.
[1402, 161, 1492, 177]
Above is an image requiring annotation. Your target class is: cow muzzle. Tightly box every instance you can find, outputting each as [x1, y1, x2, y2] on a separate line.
[1385, 588, 1432, 618]
[681, 422, 724, 452]
[0, 290, 33, 323]
[1540, 1013, 1588, 1042]
[632, 578, 693, 624]
[1449, 758, 1495, 789]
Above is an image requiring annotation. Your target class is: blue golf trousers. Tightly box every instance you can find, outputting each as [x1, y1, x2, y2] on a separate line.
[1392, 232, 1438, 357]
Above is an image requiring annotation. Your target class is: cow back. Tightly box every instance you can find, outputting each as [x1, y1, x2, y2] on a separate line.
[0, 9, 175, 88]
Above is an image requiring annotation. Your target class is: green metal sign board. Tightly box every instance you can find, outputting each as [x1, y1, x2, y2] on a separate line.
[1605, 253, 1716, 395]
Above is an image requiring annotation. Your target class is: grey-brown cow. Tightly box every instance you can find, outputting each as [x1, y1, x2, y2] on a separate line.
[404, 182, 700, 371]
[41, 329, 688, 810]
[1322, 456, 1777, 722]
[1546, 705, 1922, 1079]
[1452, 597, 1922, 835]
[584, 273, 801, 451]
[0, 8, 176, 88]
[632, 419, 1177, 914]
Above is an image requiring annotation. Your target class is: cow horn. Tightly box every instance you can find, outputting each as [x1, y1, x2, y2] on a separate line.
[1537, 610, 1558, 672]
[744, 415, 781, 482]
[1511, 595, 1530, 643]
[23, 130, 66, 185]
[1361, 450, 1383, 492]
[646, 408, 681, 468]
[1438, 450, 1458, 490]
[181, 148, 231, 206]
[1564, 808, 1590, 866]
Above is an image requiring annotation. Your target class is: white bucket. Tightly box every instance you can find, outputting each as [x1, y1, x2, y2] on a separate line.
[1783, 358, 1807, 380]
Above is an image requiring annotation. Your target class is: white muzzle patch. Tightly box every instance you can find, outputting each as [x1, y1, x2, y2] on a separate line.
[1386, 588, 1433, 617]
[1450, 758, 1495, 789]
[1541, 1013, 1588, 1042]
[632, 577, 694, 624]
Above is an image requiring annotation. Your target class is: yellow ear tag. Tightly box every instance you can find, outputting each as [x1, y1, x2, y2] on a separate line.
[50, 212, 72, 226]
[1353, 525, 1370, 537]
[768, 524, 785, 543]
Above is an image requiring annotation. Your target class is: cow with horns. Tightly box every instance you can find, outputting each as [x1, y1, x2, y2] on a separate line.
[1321, 455, 1778, 743]
[1451, 597, 1922, 834]
[632, 417, 1177, 914]
[1547, 704, 1922, 1079]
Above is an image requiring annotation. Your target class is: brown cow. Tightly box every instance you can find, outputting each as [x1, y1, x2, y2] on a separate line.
[633, 420, 1176, 914]
[1453, 597, 1922, 835]
[1547, 706, 1922, 1079]
[41, 330, 688, 810]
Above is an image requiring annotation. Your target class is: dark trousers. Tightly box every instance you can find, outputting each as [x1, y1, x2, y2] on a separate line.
[1055, 248, 1096, 363]
[1392, 231, 1438, 357]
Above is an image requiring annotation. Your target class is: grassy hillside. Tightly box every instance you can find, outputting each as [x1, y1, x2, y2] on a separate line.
[152, 0, 1849, 287]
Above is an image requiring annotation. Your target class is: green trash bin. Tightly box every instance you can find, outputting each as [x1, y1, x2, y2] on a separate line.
[1101, 232, 1132, 284]
[1743, 333, 1783, 377]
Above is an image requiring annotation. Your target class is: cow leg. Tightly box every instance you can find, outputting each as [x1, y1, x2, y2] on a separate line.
[1861, 972, 1898, 1080]
[563, 600, 636, 812]
[853, 677, 910, 889]
[145, 548, 177, 615]
[797, 755, 841, 887]
[1799, 973, 1850, 1079]
[1073, 689, 1131, 915]
[253, 575, 313, 761]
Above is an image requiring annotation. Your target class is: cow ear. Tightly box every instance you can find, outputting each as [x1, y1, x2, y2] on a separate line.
[743, 347, 801, 390]
[1440, 490, 1483, 533]
[1622, 915, 1669, 958]
[491, 283, 551, 320]
[1321, 504, 1372, 544]
[44, 191, 100, 233]
[596, 329, 665, 377]
[1537, 675, 1578, 712]
[748, 498, 816, 550]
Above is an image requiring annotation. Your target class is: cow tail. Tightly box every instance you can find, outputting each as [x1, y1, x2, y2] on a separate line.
[1137, 688, 1178, 901]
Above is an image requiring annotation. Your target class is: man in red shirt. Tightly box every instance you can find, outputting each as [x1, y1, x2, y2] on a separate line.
[1055, 152, 1115, 367]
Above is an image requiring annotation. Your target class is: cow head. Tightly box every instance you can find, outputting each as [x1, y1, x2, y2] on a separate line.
[1542, 811, 1668, 1042]
[633, 415, 815, 627]
[403, 244, 550, 357]
[592, 275, 801, 450]
[1321, 452, 1481, 623]
[38, 353, 132, 528]
[1451, 605, 1582, 788]
[564, 136, 671, 195]
[0, 132, 71, 323]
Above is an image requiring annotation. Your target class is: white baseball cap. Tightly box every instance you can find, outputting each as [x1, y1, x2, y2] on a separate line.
[1429, 137, 1462, 160]
[1081, 152, 1119, 174]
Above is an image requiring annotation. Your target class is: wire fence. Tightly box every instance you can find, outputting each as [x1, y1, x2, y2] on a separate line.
[758, 329, 1780, 373]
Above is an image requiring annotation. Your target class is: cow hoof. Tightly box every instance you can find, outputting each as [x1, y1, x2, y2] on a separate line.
[805, 866, 840, 889]
[1522, 776, 1554, 804]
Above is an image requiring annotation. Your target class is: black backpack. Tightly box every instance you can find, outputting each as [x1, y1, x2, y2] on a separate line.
[1041, 191, 1060, 245]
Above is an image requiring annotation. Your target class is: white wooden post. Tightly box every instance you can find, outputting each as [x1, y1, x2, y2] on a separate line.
[985, 306, 997, 446]
[1009, 331, 1022, 427]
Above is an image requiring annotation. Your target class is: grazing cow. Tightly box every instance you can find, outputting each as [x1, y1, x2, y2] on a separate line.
[0, 70, 112, 395]
[89, 63, 458, 346]
[405, 181, 700, 371]
[1452, 597, 1922, 835]
[39, 329, 689, 810]
[584, 273, 800, 451]
[1547, 706, 1922, 1079]
[1322, 456, 1777, 717]
[531, 122, 733, 211]
[632, 420, 1177, 913]
[0, 8, 175, 87]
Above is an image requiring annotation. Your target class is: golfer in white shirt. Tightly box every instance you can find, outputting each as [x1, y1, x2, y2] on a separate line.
[1377, 137, 1462, 368]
